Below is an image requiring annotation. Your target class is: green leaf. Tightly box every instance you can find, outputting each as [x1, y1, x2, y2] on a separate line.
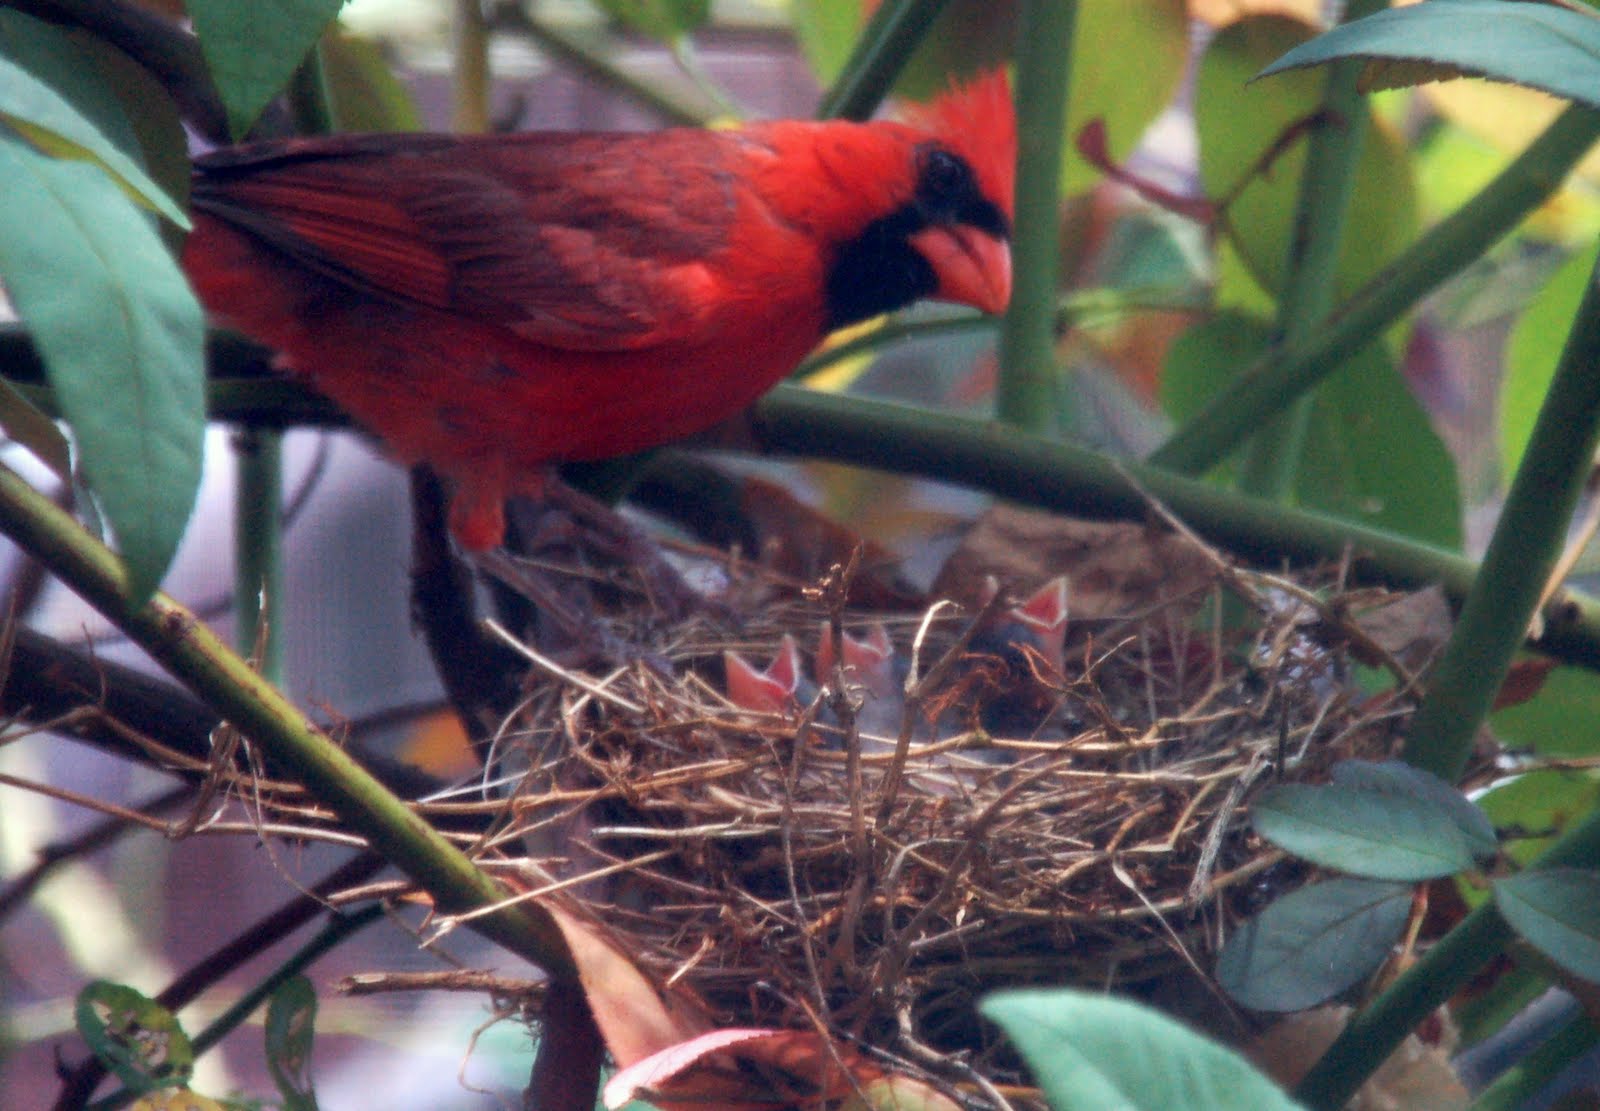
[592, 0, 709, 40]
[1060, 0, 1188, 195]
[0, 133, 205, 601]
[1332, 759, 1498, 855]
[320, 28, 420, 132]
[1216, 877, 1411, 1011]
[1253, 772, 1486, 882]
[188, 0, 344, 138]
[791, 0, 862, 88]
[1494, 867, 1600, 981]
[980, 989, 1301, 1111]
[0, 13, 187, 227]
[75, 981, 194, 1094]
[1492, 663, 1600, 758]
[1292, 336, 1461, 548]
[1160, 313, 1460, 547]
[1259, 0, 1600, 110]
[1197, 16, 1417, 300]
[1477, 767, 1600, 875]
[265, 975, 319, 1111]
[1503, 242, 1600, 486]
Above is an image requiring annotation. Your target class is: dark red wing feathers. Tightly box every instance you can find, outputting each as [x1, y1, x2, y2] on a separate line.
[191, 130, 740, 350]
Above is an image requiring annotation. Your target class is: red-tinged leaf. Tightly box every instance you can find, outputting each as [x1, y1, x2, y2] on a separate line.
[1075, 118, 1217, 223]
[602, 1027, 907, 1111]
[542, 903, 712, 1068]
[603, 1028, 780, 1108]
[1494, 656, 1559, 711]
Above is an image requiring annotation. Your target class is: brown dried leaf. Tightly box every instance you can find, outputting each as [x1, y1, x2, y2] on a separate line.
[543, 903, 713, 1067]
[1349, 585, 1453, 675]
[932, 505, 1214, 619]
[739, 475, 923, 609]
[1249, 1006, 1468, 1111]
[602, 1026, 958, 1111]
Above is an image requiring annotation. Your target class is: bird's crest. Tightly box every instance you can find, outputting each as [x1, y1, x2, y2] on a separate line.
[904, 68, 1016, 223]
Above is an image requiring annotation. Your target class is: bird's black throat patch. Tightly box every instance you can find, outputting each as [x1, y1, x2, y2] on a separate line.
[823, 144, 1008, 330]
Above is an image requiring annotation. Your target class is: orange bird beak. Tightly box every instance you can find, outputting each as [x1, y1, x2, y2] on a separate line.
[910, 225, 1013, 316]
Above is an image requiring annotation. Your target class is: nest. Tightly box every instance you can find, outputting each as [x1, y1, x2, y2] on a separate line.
[482, 515, 1428, 1069]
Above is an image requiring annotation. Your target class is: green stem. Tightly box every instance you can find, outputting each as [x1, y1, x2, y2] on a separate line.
[794, 287, 1205, 382]
[1469, 1011, 1598, 1111]
[1153, 103, 1600, 476]
[0, 461, 576, 979]
[1293, 799, 1600, 1110]
[232, 49, 333, 684]
[669, 35, 740, 120]
[1238, 1, 1382, 499]
[452, 0, 491, 133]
[190, 905, 383, 1057]
[747, 385, 1600, 668]
[233, 427, 284, 685]
[16, 322, 1600, 675]
[995, 0, 1076, 431]
[1404, 243, 1600, 781]
[815, 0, 953, 121]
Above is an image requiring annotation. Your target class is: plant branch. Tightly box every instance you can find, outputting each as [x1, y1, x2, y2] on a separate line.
[1152, 103, 1600, 475]
[745, 385, 1600, 668]
[1468, 1010, 1598, 1111]
[1293, 799, 1600, 1110]
[1404, 244, 1600, 781]
[1238, 0, 1383, 498]
[0, 461, 576, 979]
[996, 0, 1075, 431]
[815, 0, 953, 121]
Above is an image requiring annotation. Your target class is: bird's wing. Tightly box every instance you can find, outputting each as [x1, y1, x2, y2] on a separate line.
[191, 131, 742, 351]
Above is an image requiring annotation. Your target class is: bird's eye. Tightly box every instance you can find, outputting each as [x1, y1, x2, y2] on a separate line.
[919, 147, 973, 205]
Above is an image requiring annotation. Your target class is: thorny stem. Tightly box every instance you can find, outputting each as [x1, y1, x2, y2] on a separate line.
[1152, 103, 1600, 475]
[1237, 0, 1384, 499]
[0, 459, 577, 980]
[816, 0, 954, 121]
[996, 0, 1077, 431]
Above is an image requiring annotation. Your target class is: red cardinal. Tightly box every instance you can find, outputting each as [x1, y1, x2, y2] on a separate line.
[181, 72, 1015, 550]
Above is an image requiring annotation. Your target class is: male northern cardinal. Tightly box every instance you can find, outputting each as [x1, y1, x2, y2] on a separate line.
[182, 71, 1015, 550]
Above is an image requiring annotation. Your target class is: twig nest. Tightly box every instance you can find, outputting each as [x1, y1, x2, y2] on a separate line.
[495, 508, 1434, 1066]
